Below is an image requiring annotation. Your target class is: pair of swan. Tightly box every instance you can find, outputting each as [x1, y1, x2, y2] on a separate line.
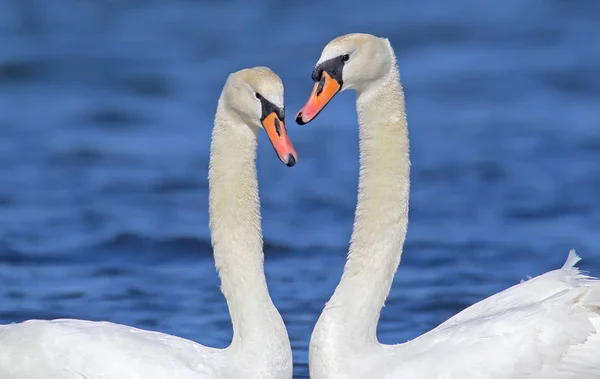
[1, 33, 598, 379]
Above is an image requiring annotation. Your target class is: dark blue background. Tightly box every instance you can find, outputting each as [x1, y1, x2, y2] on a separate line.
[1, 0, 599, 377]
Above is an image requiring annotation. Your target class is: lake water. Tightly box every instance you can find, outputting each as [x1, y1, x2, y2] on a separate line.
[0, 0, 599, 377]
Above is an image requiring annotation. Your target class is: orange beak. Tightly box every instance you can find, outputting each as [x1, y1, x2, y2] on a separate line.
[262, 112, 297, 167]
[295, 71, 342, 125]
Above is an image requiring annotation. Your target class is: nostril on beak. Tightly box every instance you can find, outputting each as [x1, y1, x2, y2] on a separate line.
[286, 154, 296, 167]
[316, 76, 325, 97]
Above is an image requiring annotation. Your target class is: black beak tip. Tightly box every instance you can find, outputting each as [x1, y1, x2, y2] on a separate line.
[285, 154, 296, 167]
[295, 112, 306, 125]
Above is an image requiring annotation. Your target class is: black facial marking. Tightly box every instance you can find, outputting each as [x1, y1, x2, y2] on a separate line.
[311, 54, 347, 87]
[258, 95, 285, 123]
[311, 66, 324, 82]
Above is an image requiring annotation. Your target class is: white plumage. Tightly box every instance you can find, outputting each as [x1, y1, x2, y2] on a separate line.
[381, 251, 600, 379]
[0, 67, 293, 379]
[296, 33, 600, 379]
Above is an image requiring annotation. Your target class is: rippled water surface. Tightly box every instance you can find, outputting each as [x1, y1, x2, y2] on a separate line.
[1, 0, 599, 377]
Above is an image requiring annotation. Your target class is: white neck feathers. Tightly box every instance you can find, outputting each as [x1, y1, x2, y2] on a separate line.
[209, 99, 289, 357]
[313, 50, 410, 346]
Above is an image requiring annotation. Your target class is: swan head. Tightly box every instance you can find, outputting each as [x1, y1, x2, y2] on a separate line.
[222, 66, 297, 167]
[295, 33, 394, 125]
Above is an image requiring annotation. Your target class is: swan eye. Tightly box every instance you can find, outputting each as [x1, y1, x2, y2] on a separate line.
[342, 54, 350, 62]
[255, 92, 262, 99]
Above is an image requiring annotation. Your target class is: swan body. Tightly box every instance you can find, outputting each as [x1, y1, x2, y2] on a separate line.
[296, 33, 600, 379]
[0, 67, 296, 379]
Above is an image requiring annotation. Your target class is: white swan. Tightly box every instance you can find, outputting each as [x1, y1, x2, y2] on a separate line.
[296, 33, 600, 379]
[0, 67, 295, 379]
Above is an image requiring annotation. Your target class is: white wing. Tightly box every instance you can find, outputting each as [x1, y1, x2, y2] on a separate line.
[0, 319, 217, 379]
[384, 251, 600, 379]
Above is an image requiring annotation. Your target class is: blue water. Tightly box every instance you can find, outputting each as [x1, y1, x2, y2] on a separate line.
[1, 0, 599, 377]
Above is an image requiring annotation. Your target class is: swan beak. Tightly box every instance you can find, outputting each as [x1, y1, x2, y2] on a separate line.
[295, 71, 341, 125]
[262, 113, 298, 167]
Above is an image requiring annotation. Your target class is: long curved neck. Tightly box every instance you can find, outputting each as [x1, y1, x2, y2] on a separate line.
[315, 56, 410, 345]
[209, 101, 288, 351]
